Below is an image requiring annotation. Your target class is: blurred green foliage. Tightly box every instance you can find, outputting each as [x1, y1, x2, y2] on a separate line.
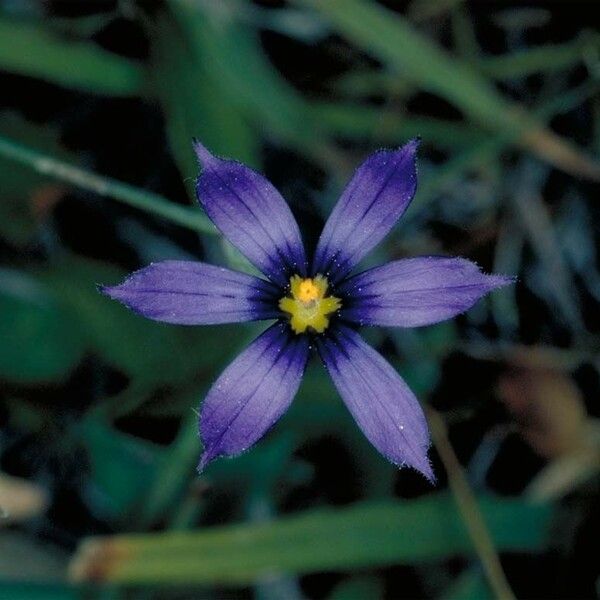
[1, 1, 599, 599]
[0, 268, 85, 382]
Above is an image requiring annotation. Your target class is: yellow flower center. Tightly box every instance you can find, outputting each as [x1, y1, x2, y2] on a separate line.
[279, 275, 341, 334]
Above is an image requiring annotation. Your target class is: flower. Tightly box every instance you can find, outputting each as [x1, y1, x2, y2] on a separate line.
[101, 139, 512, 481]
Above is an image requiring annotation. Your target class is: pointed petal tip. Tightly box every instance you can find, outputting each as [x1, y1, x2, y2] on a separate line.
[97, 282, 137, 311]
[395, 447, 435, 483]
[339, 258, 517, 328]
[390, 137, 420, 161]
[378, 138, 420, 156]
[98, 283, 118, 299]
[313, 139, 420, 280]
[383, 137, 420, 162]
[197, 443, 223, 473]
[98, 282, 130, 303]
[487, 273, 517, 290]
[196, 451, 214, 474]
[197, 322, 309, 471]
[193, 142, 307, 284]
[192, 139, 217, 168]
[406, 136, 421, 151]
[414, 457, 436, 484]
[398, 441, 435, 484]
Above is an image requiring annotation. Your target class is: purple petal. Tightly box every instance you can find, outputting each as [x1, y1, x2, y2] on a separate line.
[101, 261, 280, 325]
[313, 140, 419, 283]
[317, 325, 433, 481]
[199, 321, 309, 469]
[338, 257, 514, 327]
[194, 141, 307, 286]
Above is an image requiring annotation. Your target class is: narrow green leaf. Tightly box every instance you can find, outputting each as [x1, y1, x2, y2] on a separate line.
[171, 4, 317, 152]
[477, 33, 600, 81]
[149, 9, 259, 193]
[0, 113, 74, 245]
[0, 134, 215, 234]
[290, 0, 510, 128]
[0, 16, 144, 96]
[71, 494, 552, 585]
[312, 102, 486, 148]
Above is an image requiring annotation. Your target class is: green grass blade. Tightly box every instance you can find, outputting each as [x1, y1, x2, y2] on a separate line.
[0, 113, 77, 245]
[168, 1, 326, 162]
[149, 9, 259, 192]
[312, 102, 487, 148]
[0, 135, 215, 234]
[293, 0, 600, 180]
[70, 494, 552, 585]
[477, 33, 600, 80]
[0, 16, 144, 96]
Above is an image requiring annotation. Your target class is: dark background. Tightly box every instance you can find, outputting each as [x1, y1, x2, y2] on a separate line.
[0, 1, 599, 598]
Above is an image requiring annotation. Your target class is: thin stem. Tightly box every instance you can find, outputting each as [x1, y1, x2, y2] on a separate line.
[477, 33, 600, 81]
[427, 407, 517, 600]
[0, 135, 216, 235]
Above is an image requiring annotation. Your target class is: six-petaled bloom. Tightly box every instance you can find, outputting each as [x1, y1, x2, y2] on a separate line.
[101, 139, 513, 481]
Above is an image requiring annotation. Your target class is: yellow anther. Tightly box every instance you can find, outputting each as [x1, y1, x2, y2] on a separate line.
[279, 275, 341, 334]
[297, 279, 320, 303]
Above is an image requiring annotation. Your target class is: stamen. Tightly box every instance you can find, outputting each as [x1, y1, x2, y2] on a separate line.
[297, 279, 320, 303]
[279, 275, 341, 334]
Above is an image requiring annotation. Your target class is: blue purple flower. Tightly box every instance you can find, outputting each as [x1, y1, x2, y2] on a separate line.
[102, 140, 512, 481]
